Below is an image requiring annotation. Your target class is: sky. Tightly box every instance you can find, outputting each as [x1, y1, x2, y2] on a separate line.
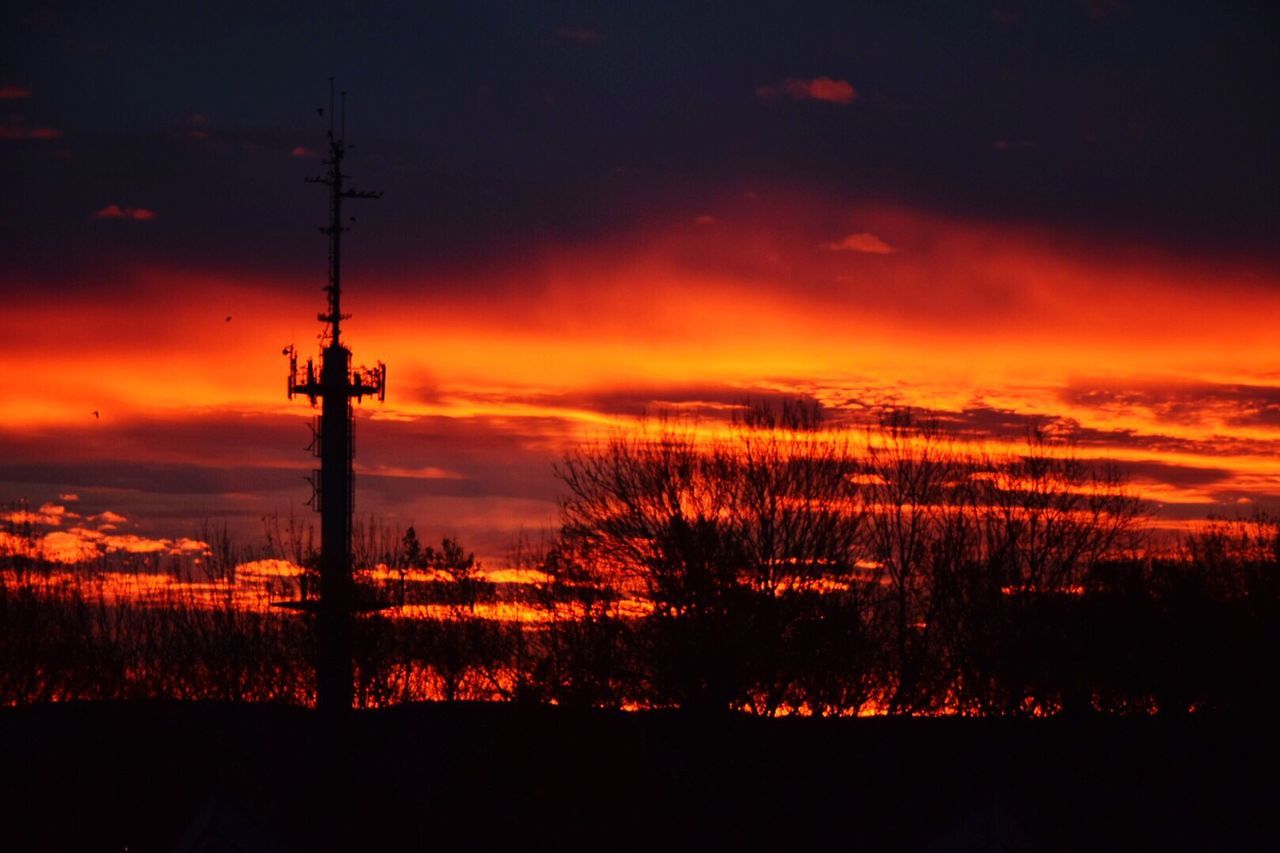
[2, 1, 1279, 561]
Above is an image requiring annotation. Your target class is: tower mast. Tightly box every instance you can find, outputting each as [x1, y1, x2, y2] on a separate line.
[285, 80, 386, 715]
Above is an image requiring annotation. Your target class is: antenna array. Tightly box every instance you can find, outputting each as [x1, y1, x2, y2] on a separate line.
[281, 79, 387, 715]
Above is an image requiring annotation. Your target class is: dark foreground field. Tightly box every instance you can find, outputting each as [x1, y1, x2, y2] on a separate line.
[1, 702, 1275, 852]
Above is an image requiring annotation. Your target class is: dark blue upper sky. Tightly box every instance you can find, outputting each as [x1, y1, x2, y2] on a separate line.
[4, 1, 1277, 289]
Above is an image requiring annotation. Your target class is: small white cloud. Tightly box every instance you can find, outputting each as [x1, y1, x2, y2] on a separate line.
[821, 232, 896, 254]
[91, 510, 128, 524]
[171, 537, 211, 554]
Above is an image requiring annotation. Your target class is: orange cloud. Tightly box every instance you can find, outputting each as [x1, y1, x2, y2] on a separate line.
[4, 192, 1280, 555]
[94, 204, 155, 221]
[6, 196, 1280, 424]
[0, 85, 31, 99]
[3, 502, 74, 527]
[756, 77, 856, 105]
[0, 501, 209, 564]
[821, 231, 895, 254]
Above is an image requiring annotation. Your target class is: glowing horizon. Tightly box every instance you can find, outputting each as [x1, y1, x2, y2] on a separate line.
[3, 194, 1280, 560]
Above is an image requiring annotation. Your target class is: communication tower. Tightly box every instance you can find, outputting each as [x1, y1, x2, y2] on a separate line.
[282, 80, 386, 715]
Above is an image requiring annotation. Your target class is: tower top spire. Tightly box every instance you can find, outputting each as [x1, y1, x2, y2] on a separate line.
[303, 77, 383, 348]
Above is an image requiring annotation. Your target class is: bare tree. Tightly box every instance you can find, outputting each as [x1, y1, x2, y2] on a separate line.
[860, 412, 968, 712]
[556, 402, 866, 712]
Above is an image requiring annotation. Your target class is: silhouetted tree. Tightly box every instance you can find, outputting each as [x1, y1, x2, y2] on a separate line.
[399, 525, 421, 604]
[536, 537, 632, 707]
[860, 413, 968, 712]
[915, 429, 1146, 715]
[556, 402, 866, 712]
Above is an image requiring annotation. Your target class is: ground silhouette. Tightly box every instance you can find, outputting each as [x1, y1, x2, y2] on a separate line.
[1, 701, 1274, 851]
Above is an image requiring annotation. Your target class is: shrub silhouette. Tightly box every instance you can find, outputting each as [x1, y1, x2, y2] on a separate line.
[2, 410, 1278, 717]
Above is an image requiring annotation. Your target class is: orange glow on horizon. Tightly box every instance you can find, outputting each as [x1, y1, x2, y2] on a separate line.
[3, 195, 1280, 542]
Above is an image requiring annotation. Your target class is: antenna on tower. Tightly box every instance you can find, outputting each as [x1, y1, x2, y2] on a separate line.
[280, 81, 389, 717]
[327, 76, 335, 139]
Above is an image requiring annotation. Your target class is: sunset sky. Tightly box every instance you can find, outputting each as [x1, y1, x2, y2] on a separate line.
[2, 2, 1278, 560]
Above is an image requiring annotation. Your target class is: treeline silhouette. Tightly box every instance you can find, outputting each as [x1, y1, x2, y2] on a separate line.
[2, 407, 1278, 716]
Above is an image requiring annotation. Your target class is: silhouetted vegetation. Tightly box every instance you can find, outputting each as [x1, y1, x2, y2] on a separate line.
[3, 407, 1279, 717]
[545, 407, 1164, 716]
